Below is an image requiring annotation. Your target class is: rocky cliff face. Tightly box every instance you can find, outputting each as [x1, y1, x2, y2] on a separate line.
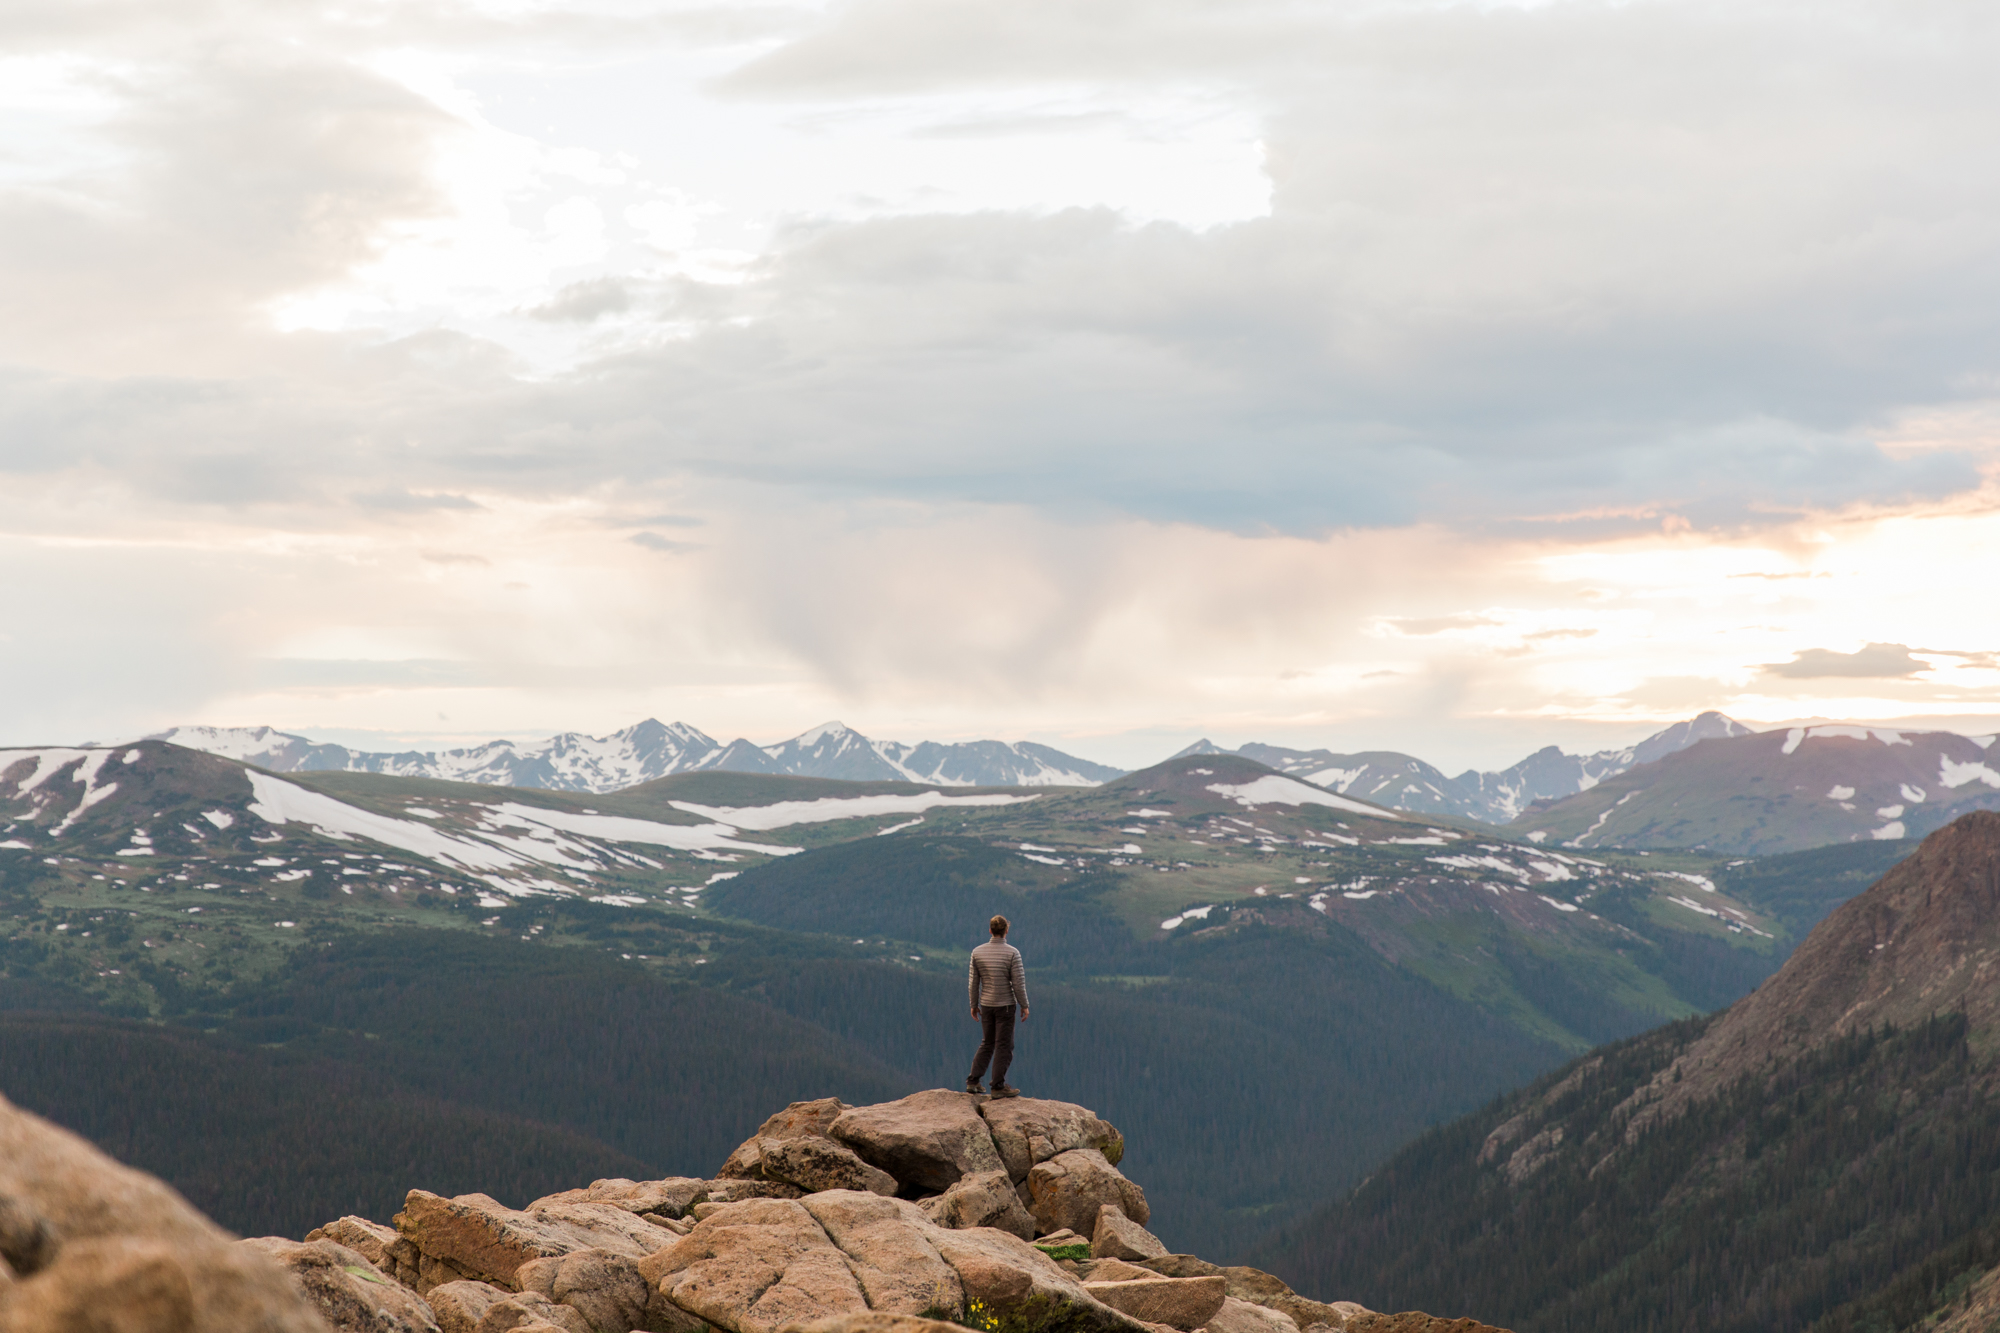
[1623, 808, 2000, 1132]
[0, 1085, 1512, 1333]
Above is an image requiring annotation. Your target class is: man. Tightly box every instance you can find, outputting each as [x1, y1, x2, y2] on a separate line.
[966, 914, 1029, 1098]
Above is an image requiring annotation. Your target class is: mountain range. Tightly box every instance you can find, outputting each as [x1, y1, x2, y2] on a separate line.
[147, 711, 1756, 816]
[1511, 723, 2000, 855]
[144, 719, 1126, 793]
[1176, 711, 1754, 823]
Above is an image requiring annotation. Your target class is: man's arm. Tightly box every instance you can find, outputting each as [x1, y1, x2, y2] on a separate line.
[969, 952, 980, 1018]
[1010, 947, 1029, 1018]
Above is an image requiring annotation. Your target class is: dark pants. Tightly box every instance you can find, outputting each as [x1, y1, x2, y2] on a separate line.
[970, 1004, 1016, 1087]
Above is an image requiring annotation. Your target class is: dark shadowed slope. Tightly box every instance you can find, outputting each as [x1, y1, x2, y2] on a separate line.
[1254, 811, 2000, 1333]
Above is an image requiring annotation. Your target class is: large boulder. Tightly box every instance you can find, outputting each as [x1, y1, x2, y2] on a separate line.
[976, 1099, 1125, 1183]
[830, 1092, 1004, 1194]
[639, 1199, 870, 1333]
[917, 1171, 1035, 1240]
[426, 1278, 592, 1333]
[0, 1090, 325, 1333]
[799, 1191, 963, 1316]
[1135, 1258, 1363, 1333]
[761, 1139, 898, 1198]
[1082, 1277, 1227, 1331]
[1347, 1317, 1507, 1333]
[1090, 1209, 1165, 1262]
[530, 1180, 709, 1224]
[704, 1181, 806, 1207]
[784, 1318, 965, 1333]
[926, 1221, 1146, 1333]
[516, 1248, 652, 1332]
[308, 1217, 401, 1270]
[1026, 1151, 1148, 1236]
[1206, 1297, 1305, 1333]
[719, 1101, 852, 1181]
[393, 1192, 678, 1294]
[244, 1236, 441, 1332]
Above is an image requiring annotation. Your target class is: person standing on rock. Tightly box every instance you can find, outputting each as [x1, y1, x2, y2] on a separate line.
[967, 914, 1029, 1098]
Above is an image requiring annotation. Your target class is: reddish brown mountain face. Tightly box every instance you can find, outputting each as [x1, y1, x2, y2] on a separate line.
[1633, 810, 2000, 1124]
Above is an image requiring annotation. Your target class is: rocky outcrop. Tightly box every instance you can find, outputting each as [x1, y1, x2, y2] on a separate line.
[785, 1316, 965, 1333]
[1026, 1150, 1149, 1236]
[926, 1222, 1143, 1333]
[1090, 1208, 1166, 1262]
[244, 1236, 441, 1332]
[516, 1249, 654, 1332]
[389, 1191, 679, 1294]
[2, 1081, 1510, 1333]
[426, 1278, 593, 1333]
[1083, 1275, 1227, 1330]
[720, 1101, 850, 1175]
[800, 1192, 963, 1316]
[1136, 1256, 1369, 1331]
[977, 1098, 1124, 1181]
[0, 1090, 325, 1333]
[917, 1171, 1035, 1239]
[831, 1092, 1006, 1193]
[641, 1198, 872, 1333]
[1346, 1316, 1511, 1333]
[719, 1101, 897, 1196]
[310, 1216, 402, 1270]
[1204, 1297, 1298, 1333]
[529, 1179, 708, 1224]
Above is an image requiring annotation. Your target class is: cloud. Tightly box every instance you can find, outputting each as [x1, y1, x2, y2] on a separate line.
[1385, 615, 1501, 636]
[1765, 643, 1929, 679]
[527, 277, 633, 323]
[361, 491, 485, 513]
[630, 531, 700, 554]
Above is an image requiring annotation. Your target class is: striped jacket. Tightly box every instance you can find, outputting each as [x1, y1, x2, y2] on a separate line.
[968, 939, 1029, 1009]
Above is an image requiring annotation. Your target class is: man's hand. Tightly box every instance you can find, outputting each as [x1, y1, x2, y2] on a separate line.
[1020, 1007, 1029, 1022]
[971, 1007, 980, 1020]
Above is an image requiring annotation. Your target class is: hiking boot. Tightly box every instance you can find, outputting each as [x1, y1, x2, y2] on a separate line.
[990, 1083, 1022, 1099]
[965, 1078, 987, 1095]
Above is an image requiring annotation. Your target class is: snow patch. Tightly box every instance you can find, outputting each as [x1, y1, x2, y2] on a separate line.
[1205, 776, 1401, 819]
[1873, 820, 1907, 840]
[202, 809, 235, 829]
[1827, 785, 1856, 800]
[1160, 904, 1214, 930]
[1875, 804, 1905, 820]
[1940, 757, 2000, 789]
[1429, 854, 1531, 881]
[671, 791, 1033, 830]
[1784, 725, 1909, 755]
[875, 817, 924, 836]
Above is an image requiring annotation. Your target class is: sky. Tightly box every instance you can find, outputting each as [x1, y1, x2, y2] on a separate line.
[4, 0, 1999, 773]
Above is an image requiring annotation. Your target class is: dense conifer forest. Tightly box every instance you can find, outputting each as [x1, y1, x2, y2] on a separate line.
[0, 914, 1560, 1258]
[1257, 1013, 2000, 1332]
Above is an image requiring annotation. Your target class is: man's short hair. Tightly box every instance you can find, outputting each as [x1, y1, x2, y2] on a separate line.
[989, 915, 1009, 936]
